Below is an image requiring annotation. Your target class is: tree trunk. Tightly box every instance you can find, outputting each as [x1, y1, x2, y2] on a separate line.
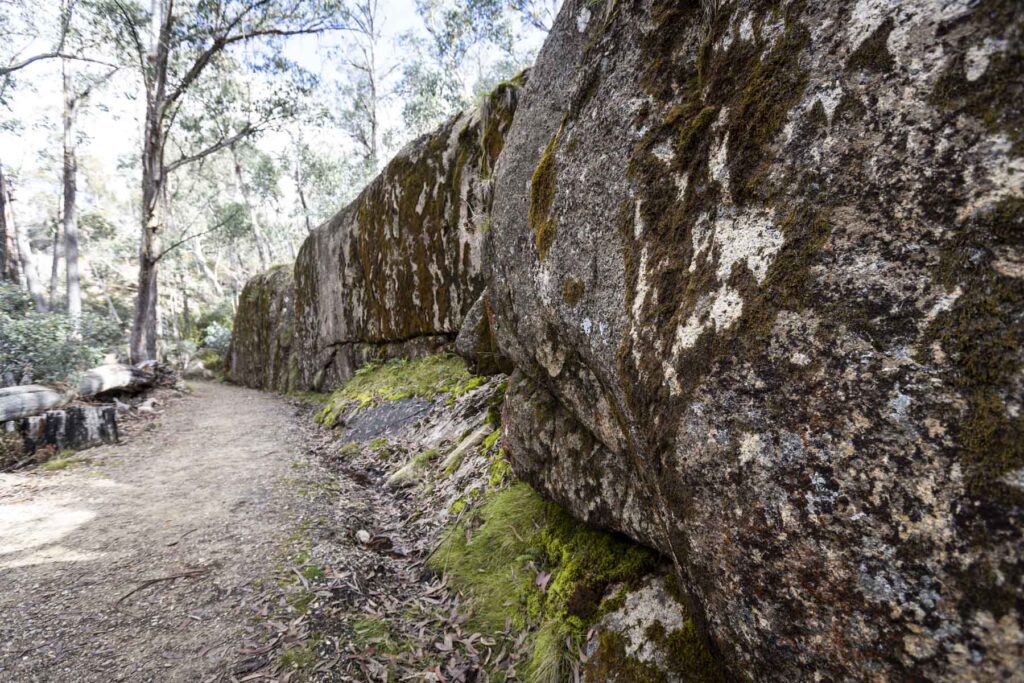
[5, 173, 47, 311]
[0, 385, 68, 422]
[293, 136, 313, 233]
[231, 146, 270, 270]
[0, 162, 19, 284]
[63, 59, 82, 325]
[368, 37, 378, 170]
[129, 97, 162, 362]
[129, 0, 168, 363]
[189, 235, 223, 296]
[48, 218, 62, 309]
[0, 362, 164, 422]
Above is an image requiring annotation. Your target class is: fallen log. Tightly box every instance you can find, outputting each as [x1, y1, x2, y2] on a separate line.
[76, 363, 156, 396]
[0, 362, 166, 423]
[0, 387, 69, 422]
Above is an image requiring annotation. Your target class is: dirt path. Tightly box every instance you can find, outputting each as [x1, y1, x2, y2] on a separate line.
[0, 382, 315, 682]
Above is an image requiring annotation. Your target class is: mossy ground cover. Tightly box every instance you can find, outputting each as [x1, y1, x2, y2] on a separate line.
[315, 354, 481, 427]
[431, 482, 657, 682]
[41, 454, 86, 471]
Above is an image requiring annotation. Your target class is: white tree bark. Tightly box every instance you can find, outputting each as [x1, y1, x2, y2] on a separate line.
[0, 363, 161, 422]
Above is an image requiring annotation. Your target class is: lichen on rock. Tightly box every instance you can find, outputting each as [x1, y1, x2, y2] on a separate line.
[290, 77, 525, 392]
[486, 0, 1024, 679]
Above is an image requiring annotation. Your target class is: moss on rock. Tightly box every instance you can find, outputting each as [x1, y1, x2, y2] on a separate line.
[431, 482, 657, 681]
[228, 265, 296, 393]
[316, 354, 474, 425]
[529, 126, 564, 261]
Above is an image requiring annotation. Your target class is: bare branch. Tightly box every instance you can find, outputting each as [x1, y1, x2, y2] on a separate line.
[0, 0, 93, 75]
[164, 124, 257, 173]
[73, 66, 120, 103]
[165, 13, 351, 106]
[154, 216, 233, 262]
[111, 0, 148, 82]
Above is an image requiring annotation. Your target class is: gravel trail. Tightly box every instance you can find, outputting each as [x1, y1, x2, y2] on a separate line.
[0, 381, 313, 682]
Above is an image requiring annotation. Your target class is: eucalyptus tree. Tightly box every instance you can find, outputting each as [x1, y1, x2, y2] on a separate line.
[95, 0, 347, 362]
[228, 141, 285, 270]
[1, 0, 114, 313]
[398, 0, 522, 135]
[334, 0, 397, 171]
[286, 131, 351, 233]
[0, 165, 18, 284]
[62, 51, 119, 327]
[508, 0, 561, 32]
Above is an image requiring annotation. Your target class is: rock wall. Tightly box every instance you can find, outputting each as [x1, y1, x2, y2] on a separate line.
[291, 79, 522, 391]
[487, 0, 1023, 680]
[227, 265, 295, 392]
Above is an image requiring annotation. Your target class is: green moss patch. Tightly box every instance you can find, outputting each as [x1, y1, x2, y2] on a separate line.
[41, 455, 85, 471]
[926, 197, 1024, 501]
[316, 354, 477, 425]
[530, 126, 564, 261]
[585, 621, 723, 683]
[432, 482, 656, 681]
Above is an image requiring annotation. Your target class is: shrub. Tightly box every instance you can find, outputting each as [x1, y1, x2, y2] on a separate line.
[0, 284, 123, 385]
[195, 299, 234, 341]
[202, 321, 232, 355]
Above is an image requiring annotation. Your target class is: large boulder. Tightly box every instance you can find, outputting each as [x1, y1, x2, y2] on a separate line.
[292, 79, 523, 391]
[488, 0, 1023, 680]
[227, 265, 295, 392]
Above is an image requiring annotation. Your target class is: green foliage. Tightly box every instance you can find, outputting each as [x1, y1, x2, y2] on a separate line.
[0, 285, 34, 317]
[79, 212, 118, 241]
[0, 285, 123, 384]
[202, 321, 232, 355]
[193, 299, 234, 347]
[196, 348, 225, 373]
[432, 483, 657, 680]
[398, 0, 534, 135]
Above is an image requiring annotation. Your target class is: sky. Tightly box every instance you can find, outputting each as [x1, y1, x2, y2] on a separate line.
[0, 0, 550, 239]
[2, 0, 410, 224]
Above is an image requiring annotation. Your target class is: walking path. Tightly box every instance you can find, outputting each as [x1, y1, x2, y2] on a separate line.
[0, 382, 312, 682]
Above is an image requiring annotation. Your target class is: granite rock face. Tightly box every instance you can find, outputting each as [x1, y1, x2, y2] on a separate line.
[454, 291, 513, 376]
[291, 80, 522, 391]
[488, 0, 1024, 679]
[227, 265, 296, 392]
